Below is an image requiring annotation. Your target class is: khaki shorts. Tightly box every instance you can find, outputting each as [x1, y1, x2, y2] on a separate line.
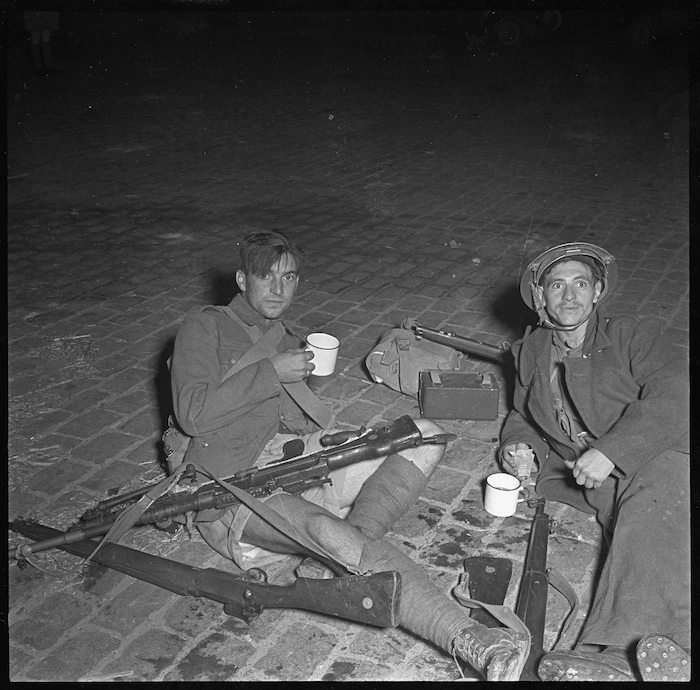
[198, 429, 384, 570]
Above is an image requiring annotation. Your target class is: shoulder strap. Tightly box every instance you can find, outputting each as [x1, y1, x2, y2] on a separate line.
[215, 305, 263, 342]
[212, 306, 332, 427]
[222, 323, 286, 382]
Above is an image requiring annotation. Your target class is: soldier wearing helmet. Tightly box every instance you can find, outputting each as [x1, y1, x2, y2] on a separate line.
[499, 242, 689, 681]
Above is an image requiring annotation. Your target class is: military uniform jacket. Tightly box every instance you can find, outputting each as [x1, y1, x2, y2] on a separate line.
[500, 310, 689, 477]
[170, 294, 319, 478]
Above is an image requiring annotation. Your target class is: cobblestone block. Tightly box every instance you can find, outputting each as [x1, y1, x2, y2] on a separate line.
[56, 409, 124, 439]
[9, 645, 35, 681]
[26, 460, 94, 495]
[351, 625, 417, 667]
[77, 459, 144, 494]
[11, 592, 97, 652]
[11, 409, 74, 439]
[400, 651, 459, 681]
[21, 628, 122, 682]
[391, 499, 444, 539]
[102, 388, 155, 414]
[163, 629, 249, 681]
[98, 367, 152, 395]
[100, 628, 187, 681]
[321, 374, 372, 402]
[321, 656, 398, 681]
[93, 579, 175, 636]
[424, 466, 469, 504]
[126, 436, 163, 465]
[419, 522, 481, 570]
[254, 622, 338, 680]
[333, 336, 376, 359]
[335, 401, 384, 427]
[360, 384, 403, 406]
[322, 320, 363, 341]
[164, 596, 229, 639]
[117, 409, 162, 437]
[71, 431, 141, 465]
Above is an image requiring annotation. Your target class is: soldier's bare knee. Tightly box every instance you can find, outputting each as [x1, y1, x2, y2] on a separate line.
[397, 418, 445, 474]
[412, 417, 444, 438]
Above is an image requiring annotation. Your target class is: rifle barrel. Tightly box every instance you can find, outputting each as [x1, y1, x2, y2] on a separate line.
[412, 323, 510, 364]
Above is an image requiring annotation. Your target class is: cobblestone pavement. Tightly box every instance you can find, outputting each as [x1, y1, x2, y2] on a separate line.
[7, 12, 689, 682]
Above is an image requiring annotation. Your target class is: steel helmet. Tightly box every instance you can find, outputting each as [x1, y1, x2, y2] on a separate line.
[520, 242, 618, 315]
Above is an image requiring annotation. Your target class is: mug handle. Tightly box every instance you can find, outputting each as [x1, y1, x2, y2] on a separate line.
[517, 485, 530, 503]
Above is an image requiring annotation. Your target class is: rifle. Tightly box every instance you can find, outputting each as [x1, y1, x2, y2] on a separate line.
[403, 318, 511, 364]
[9, 416, 455, 559]
[514, 498, 552, 681]
[514, 498, 580, 681]
[8, 518, 401, 627]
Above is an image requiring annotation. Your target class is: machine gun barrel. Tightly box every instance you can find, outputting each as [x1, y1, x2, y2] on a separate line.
[404, 319, 511, 364]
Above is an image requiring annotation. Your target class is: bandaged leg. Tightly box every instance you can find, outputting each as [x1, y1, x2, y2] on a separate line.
[236, 492, 528, 680]
[347, 418, 445, 540]
[346, 453, 429, 539]
[312, 514, 528, 681]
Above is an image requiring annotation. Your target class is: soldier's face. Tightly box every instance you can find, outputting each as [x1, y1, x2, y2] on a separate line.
[236, 253, 299, 320]
[540, 260, 602, 328]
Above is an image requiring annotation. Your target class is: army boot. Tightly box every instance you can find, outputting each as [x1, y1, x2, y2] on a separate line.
[452, 622, 530, 681]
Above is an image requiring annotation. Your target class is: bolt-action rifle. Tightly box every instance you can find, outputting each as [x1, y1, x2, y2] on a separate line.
[9, 416, 455, 559]
[8, 518, 401, 627]
[403, 318, 511, 364]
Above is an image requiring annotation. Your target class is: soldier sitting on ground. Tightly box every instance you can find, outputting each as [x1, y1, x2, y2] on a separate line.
[168, 229, 529, 681]
[498, 242, 690, 682]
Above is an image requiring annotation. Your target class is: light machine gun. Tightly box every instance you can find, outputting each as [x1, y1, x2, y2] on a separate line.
[8, 416, 453, 558]
[403, 318, 512, 365]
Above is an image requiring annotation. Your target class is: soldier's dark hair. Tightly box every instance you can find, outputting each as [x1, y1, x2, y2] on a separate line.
[239, 231, 305, 277]
[539, 255, 604, 286]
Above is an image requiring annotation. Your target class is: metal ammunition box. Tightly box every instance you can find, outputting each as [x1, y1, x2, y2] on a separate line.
[418, 370, 499, 421]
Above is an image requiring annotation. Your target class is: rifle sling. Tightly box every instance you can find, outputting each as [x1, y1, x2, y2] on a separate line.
[546, 566, 580, 650]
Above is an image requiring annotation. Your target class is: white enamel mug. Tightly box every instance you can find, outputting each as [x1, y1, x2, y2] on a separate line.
[305, 332, 340, 376]
[484, 472, 529, 517]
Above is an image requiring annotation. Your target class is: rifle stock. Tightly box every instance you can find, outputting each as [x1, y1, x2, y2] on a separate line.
[514, 498, 551, 681]
[403, 318, 511, 364]
[9, 518, 401, 628]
